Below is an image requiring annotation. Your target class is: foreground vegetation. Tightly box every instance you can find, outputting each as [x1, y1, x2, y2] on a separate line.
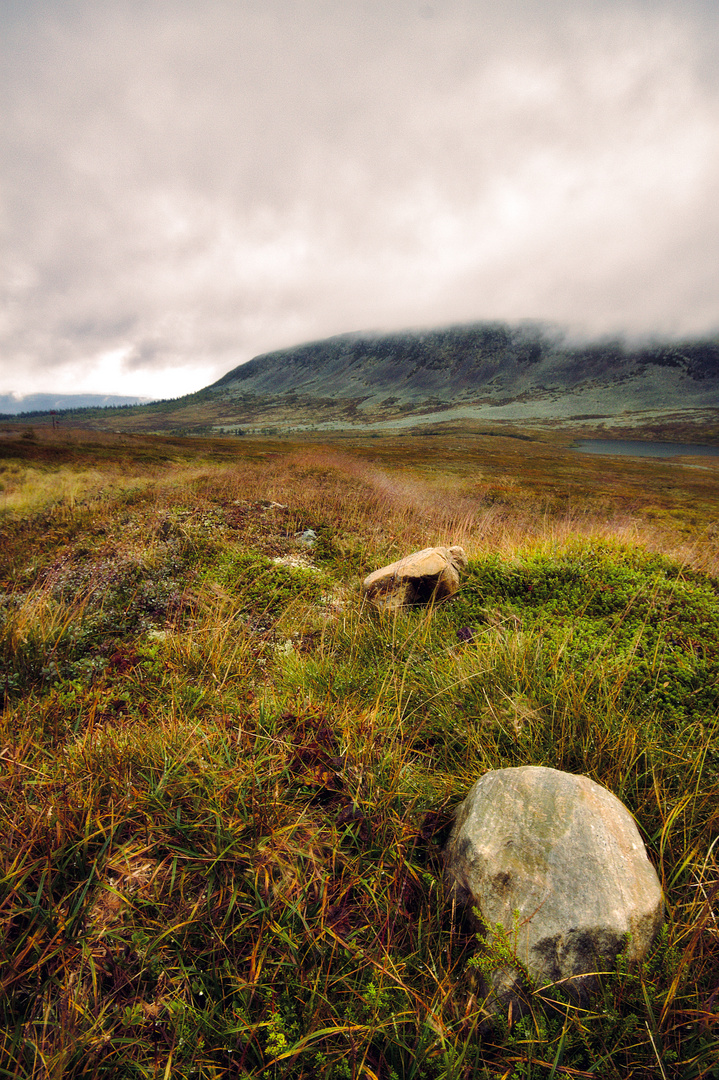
[1, 427, 718, 1078]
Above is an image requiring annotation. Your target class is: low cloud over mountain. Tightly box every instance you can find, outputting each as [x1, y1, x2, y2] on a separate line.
[2, 1, 719, 399]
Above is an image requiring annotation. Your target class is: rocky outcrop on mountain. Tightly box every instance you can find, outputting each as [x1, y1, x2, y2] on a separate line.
[363, 545, 467, 611]
[445, 766, 663, 1016]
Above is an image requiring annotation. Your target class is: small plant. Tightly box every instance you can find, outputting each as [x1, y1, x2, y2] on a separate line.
[0, 428, 717, 1078]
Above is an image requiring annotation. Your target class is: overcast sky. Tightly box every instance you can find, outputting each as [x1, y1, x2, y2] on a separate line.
[2, 0, 719, 399]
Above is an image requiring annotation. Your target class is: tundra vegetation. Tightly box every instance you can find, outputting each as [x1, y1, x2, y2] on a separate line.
[0, 423, 718, 1079]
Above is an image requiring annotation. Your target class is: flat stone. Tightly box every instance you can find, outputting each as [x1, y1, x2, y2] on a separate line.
[445, 766, 663, 1014]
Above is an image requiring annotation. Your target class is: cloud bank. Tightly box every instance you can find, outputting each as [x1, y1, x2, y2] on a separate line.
[1, 0, 719, 397]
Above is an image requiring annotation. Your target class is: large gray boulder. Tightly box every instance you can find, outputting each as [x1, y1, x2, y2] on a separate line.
[362, 545, 467, 612]
[445, 766, 663, 1013]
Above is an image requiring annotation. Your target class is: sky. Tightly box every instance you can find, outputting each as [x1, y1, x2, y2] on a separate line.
[2, 0, 719, 400]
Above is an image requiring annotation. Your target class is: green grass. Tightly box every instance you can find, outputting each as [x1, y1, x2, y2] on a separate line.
[0, 430, 718, 1078]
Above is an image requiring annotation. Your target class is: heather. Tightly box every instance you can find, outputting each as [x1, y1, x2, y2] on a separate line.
[0, 426, 717, 1078]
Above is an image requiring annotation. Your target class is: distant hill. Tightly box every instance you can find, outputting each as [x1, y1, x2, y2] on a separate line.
[0, 393, 149, 416]
[207, 322, 719, 432]
[5, 323, 719, 436]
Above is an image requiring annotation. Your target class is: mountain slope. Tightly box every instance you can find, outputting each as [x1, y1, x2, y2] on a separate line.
[7, 322, 719, 435]
[208, 322, 719, 430]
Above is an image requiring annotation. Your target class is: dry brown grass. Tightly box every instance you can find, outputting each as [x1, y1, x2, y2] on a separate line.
[1, 428, 718, 1078]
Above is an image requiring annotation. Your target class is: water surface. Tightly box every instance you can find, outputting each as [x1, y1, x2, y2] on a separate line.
[574, 439, 719, 459]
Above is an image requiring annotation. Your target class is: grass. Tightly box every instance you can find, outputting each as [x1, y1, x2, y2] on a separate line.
[0, 427, 718, 1078]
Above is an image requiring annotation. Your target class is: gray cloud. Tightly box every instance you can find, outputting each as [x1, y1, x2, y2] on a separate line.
[1, 0, 718, 396]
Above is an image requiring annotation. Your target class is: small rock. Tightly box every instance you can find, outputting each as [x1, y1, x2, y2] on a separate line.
[296, 529, 318, 548]
[445, 766, 663, 1015]
[363, 545, 467, 611]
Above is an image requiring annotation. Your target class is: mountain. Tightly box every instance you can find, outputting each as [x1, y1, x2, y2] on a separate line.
[205, 322, 719, 433]
[5, 323, 719, 435]
[0, 393, 149, 416]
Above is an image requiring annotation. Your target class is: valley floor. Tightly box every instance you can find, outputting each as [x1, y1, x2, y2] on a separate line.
[1, 427, 718, 1078]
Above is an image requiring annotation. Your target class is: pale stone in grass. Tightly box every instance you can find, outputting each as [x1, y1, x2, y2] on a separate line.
[445, 766, 663, 1014]
[362, 545, 467, 611]
[296, 528, 318, 548]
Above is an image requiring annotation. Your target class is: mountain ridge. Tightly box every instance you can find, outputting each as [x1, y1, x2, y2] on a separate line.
[207, 321, 719, 431]
[0, 392, 149, 417]
[4, 322, 719, 435]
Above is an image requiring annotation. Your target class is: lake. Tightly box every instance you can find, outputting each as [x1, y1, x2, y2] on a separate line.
[574, 439, 719, 459]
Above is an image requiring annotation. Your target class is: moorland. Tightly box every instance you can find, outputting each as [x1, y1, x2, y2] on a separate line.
[5, 321, 719, 439]
[0, 419, 718, 1078]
